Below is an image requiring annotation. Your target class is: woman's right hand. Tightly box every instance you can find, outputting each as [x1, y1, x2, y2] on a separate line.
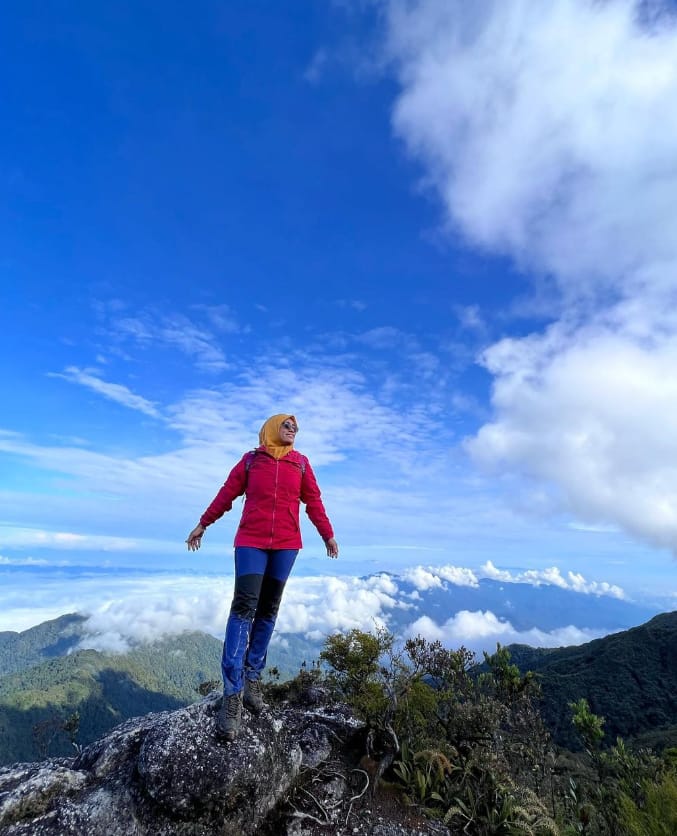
[186, 524, 205, 551]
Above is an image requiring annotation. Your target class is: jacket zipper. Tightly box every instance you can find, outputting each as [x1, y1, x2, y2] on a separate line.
[269, 458, 279, 548]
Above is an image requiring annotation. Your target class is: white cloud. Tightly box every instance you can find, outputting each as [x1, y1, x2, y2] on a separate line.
[111, 312, 229, 372]
[1, 351, 460, 551]
[480, 560, 626, 599]
[277, 575, 400, 637]
[192, 304, 240, 334]
[467, 323, 677, 553]
[436, 564, 480, 587]
[50, 367, 161, 417]
[407, 609, 606, 654]
[402, 564, 479, 590]
[383, 0, 677, 554]
[569, 522, 620, 534]
[401, 566, 443, 590]
[0, 562, 635, 656]
[386, 0, 677, 290]
[336, 299, 367, 312]
[72, 572, 403, 652]
[0, 526, 175, 553]
[304, 48, 329, 83]
[480, 561, 512, 582]
[78, 576, 233, 652]
[0, 554, 49, 566]
[357, 326, 409, 349]
[454, 304, 485, 333]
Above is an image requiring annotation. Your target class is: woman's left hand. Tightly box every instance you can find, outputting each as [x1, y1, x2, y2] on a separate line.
[186, 524, 205, 551]
[325, 538, 339, 558]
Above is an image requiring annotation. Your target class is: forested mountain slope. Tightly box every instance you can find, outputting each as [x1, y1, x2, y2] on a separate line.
[0, 613, 86, 676]
[0, 616, 319, 765]
[506, 610, 677, 749]
[0, 630, 222, 764]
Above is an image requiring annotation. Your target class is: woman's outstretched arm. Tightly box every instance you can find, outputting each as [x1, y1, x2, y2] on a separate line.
[185, 454, 249, 550]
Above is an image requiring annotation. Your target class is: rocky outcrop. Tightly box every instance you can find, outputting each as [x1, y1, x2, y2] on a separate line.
[0, 691, 449, 836]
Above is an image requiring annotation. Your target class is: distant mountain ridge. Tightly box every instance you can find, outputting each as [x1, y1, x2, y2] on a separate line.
[382, 575, 658, 634]
[0, 612, 86, 677]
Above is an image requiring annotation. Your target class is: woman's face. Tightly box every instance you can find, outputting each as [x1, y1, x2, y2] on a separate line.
[279, 419, 298, 445]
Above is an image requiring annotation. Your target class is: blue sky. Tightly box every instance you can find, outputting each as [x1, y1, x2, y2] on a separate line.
[2, 1, 677, 642]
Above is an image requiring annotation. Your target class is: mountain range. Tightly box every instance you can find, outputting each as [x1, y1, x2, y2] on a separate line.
[0, 574, 673, 766]
[383, 575, 658, 634]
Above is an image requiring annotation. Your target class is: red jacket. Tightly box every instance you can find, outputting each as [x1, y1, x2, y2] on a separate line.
[200, 447, 334, 550]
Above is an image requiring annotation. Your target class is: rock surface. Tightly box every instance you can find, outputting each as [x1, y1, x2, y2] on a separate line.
[0, 692, 449, 836]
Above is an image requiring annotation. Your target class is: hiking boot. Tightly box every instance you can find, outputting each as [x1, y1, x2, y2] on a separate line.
[243, 678, 265, 715]
[216, 693, 242, 742]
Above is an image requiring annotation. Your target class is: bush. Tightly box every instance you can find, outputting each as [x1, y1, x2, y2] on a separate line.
[617, 772, 677, 836]
[320, 629, 558, 833]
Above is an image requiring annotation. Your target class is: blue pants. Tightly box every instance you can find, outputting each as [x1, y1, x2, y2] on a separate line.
[221, 546, 298, 696]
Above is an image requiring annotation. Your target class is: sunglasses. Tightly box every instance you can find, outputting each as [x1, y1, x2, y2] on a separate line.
[281, 421, 298, 433]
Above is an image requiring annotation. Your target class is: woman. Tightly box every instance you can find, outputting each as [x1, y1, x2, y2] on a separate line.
[186, 413, 339, 741]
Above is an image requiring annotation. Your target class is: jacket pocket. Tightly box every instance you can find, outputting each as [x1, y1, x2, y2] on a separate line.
[287, 506, 300, 532]
[239, 504, 264, 529]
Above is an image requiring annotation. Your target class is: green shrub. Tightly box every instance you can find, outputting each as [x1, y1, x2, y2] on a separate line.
[618, 772, 677, 836]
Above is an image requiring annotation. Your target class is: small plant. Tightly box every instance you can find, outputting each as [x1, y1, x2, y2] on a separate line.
[570, 698, 605, 753]
[266, 665, 280, 683]
[392, 743, 456, 813]
[195, 679, 220, 696]
[31, 713, 63, 759]
[62, 711, 81, 753]
[443, 772, 559, 835]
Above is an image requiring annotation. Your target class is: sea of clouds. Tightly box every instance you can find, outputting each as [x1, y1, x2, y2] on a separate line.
[0, 559, 626, 655]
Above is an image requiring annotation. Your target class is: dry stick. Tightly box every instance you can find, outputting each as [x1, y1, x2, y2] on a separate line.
[289, 807, 330, 826]
[310, 723, 346, 746]
[300, 787, 331, 823]
[314, 767, 353, 809]
[345, 769, 370, 826]
[313, 768, 346, 783]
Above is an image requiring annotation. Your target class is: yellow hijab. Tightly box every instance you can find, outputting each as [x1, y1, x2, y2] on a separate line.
[258, 413, 297, 459]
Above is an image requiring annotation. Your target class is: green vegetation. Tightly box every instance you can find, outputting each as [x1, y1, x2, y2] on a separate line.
[0, 631, 224, 764]
[561, 699, 676, 835]
[302, 627, 677, 836]
[618, 772, 677, 835]
[317, 628, 558, 833]
[0, 618, 318, 765]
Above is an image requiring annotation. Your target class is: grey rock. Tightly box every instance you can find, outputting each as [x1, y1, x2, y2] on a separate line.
[0, 693, 447, 836]
[0, 692, 363, 836]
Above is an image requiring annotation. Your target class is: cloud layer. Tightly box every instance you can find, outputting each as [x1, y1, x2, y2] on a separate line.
[406, 610, 604, 651]
[480, 560, 625, 599]
[0, 561, 630, 655]
[71, 562, 627, 655]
